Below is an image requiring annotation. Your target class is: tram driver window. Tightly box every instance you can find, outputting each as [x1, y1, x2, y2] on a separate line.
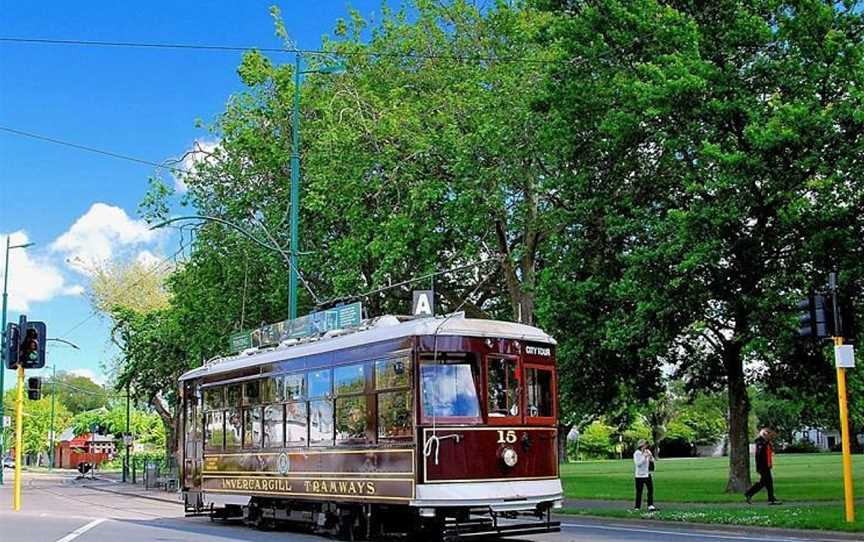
[526, 368, 553, 418]
[420, 354, 482, 420]
[488, 357, 520, 418]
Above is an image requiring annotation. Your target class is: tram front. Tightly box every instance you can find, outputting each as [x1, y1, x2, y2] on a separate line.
[413, 321, 562, 536]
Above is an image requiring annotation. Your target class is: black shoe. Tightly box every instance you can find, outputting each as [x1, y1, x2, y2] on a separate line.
[745, 495, 752, 505]
[769, 500, 783, 505]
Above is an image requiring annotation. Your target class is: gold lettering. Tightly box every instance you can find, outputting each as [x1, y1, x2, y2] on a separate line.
[339, 481, 348, 492]
[312, 481, 321, 492]
[367, 482, 376, 495]
[329, 481, 337, 493]
[304, 480, 311, 492]
[348, 482, 358, 494]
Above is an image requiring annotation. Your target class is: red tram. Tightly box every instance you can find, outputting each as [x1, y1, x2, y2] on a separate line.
[179, 314, 562, 539]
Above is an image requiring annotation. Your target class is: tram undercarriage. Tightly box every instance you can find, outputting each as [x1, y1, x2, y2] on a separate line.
[187, 494, 560, 541]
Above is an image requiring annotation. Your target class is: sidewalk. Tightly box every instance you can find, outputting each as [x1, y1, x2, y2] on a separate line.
[563, 497, 864, 510]
[77, 474, 183, 505]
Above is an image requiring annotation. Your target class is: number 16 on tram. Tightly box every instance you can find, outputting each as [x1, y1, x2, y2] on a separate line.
[178, 314, 562, 539]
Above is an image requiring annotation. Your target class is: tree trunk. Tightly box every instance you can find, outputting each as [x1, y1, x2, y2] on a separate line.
[558, 423, 573, 464]
[725, 342, 751, 493]
[150, 395, 178, 461]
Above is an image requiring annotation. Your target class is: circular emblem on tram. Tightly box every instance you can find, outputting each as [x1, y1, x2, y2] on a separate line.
[277, 452, 291, 475]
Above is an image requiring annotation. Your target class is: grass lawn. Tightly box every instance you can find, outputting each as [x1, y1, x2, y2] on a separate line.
[562, 505, 864, 533]
[561, 453, 864, 503]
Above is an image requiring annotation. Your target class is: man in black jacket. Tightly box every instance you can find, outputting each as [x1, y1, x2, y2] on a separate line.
[745, 428, 782, 505]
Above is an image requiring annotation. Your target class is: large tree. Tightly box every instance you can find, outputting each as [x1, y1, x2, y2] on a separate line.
[539, 0, 864, 491]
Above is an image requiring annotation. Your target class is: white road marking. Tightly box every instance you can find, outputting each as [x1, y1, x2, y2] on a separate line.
[54, 518, 106, 542]
[560, 522, 819, 542]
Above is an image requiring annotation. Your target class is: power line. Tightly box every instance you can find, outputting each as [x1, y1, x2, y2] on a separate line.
[0, 36, 560, 64]
[0, 125, 189, 174]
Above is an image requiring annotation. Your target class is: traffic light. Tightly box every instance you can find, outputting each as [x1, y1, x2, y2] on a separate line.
[27, 377, 42, 400]
[18, 321, 46, 369]
[797, 293, 833, 339]
[4, 323, 20, 369]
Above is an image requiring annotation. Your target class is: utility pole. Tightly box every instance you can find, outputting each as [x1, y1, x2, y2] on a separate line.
[289, 53, 302, 321]
[123, 383, 130, 483]
[0, 237, 33, 486]
[288, 55, 344, 320]
[48, 365, 56, 470]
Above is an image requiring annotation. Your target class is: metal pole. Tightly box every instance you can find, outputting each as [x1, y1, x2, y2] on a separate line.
[123, 383, 130, 483]
[0, 236, 10, 486]
[289, 53, 302, 320]
[49, 365, 56, 470]
[13, 365, 24, 510]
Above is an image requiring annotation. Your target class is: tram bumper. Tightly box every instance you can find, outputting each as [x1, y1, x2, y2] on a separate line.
[411, 478, 563, 513]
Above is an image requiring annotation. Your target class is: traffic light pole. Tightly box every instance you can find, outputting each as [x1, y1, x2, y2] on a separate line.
[13, 365, 24, 511]
[1, 236, 10, 486]
[835, 337, 855, 522]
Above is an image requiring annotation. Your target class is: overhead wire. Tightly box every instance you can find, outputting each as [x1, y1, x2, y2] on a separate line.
[0, 36, 563, 65]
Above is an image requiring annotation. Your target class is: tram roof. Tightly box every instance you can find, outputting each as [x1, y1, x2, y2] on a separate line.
[179, 314, 555, 381]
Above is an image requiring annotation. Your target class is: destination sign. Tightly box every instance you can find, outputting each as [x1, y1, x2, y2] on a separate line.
[228, 302, 363, 353]
[202, 475, 413, 501]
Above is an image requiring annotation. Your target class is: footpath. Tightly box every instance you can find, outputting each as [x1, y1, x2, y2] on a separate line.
[75, 472, 183, 505]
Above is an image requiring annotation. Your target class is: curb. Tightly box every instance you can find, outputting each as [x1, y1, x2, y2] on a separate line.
[557, 513, 863, 541]
[81, 483, 183, 506]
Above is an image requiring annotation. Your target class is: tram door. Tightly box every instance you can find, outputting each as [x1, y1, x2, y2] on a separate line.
[183, 381, 203, 491]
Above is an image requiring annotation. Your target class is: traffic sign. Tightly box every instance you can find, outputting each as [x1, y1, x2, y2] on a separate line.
[2, 415, 9, 428]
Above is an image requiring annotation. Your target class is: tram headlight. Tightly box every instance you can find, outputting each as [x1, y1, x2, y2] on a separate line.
[501, 446, 519, 468]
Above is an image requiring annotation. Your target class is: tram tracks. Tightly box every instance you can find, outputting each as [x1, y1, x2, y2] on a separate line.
[31, 483, 175, 519]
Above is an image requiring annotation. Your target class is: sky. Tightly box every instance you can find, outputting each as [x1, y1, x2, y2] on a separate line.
[0, 0, 394, 391]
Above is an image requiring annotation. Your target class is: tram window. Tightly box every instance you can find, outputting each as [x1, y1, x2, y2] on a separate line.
[224, 408, 242, 448]
[203, 387, 223, 411]
[420, 362, 481, 419]
[205, 411, 224, 450]
[378, 390, 412, 439]
[263, 404, 285, 448]
[243, 407, 262, 448]
[334, 364, 366, 395]
[488, 357, 520, 417]
[336, 396, 367, 441]
[309, 400, 334, 445]
[226, 384, 242, 406]
[526, 368, 553, 418]
[283, 373, 306, 401]
[243, 380, 260, 406]
[376, 357, 410, 389]
[308, 370, 332, 398]
[285, 402, 308, 445]
[261, 378, 277, 403]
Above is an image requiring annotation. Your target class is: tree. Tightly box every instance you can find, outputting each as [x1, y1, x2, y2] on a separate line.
[43, 371, 109, 414]
[2, 389, 72, 458]
[538, 0, 864, 491]
[89, 257, 172, 315]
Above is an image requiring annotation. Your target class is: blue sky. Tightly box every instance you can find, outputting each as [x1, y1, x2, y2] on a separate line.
[0, 1, 393, 390]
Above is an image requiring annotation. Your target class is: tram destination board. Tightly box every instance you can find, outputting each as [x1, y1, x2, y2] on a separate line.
[228, 302, 363, 353]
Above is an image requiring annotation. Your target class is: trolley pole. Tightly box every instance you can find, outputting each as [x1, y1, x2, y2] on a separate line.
[13, 365, 24, 511]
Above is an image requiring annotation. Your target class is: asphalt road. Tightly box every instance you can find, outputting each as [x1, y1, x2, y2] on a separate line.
[0, 470, 855, 542]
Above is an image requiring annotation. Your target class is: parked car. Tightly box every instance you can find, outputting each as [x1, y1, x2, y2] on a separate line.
[2, 457, 13, 469]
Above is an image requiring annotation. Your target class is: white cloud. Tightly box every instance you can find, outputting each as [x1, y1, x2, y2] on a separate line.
[51, 203, 157, 273]
[68, 368, 105, 385]
[135, 249, 161, 269]
[0, 231, 84, 311]
[174, 139, 220, 192]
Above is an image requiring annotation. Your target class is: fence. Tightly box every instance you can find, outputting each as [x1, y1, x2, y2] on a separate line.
[130, 454, 179, 491]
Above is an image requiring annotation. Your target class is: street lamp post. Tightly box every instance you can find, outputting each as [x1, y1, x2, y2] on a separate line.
[0, 237, 33, 485]
[289, 54, 344, 320]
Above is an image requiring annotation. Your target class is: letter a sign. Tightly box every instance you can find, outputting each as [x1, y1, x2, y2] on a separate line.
[412, 290, 435, 317]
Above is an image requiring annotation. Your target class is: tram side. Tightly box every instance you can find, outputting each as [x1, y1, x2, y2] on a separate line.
[178, 317, 562, 538]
